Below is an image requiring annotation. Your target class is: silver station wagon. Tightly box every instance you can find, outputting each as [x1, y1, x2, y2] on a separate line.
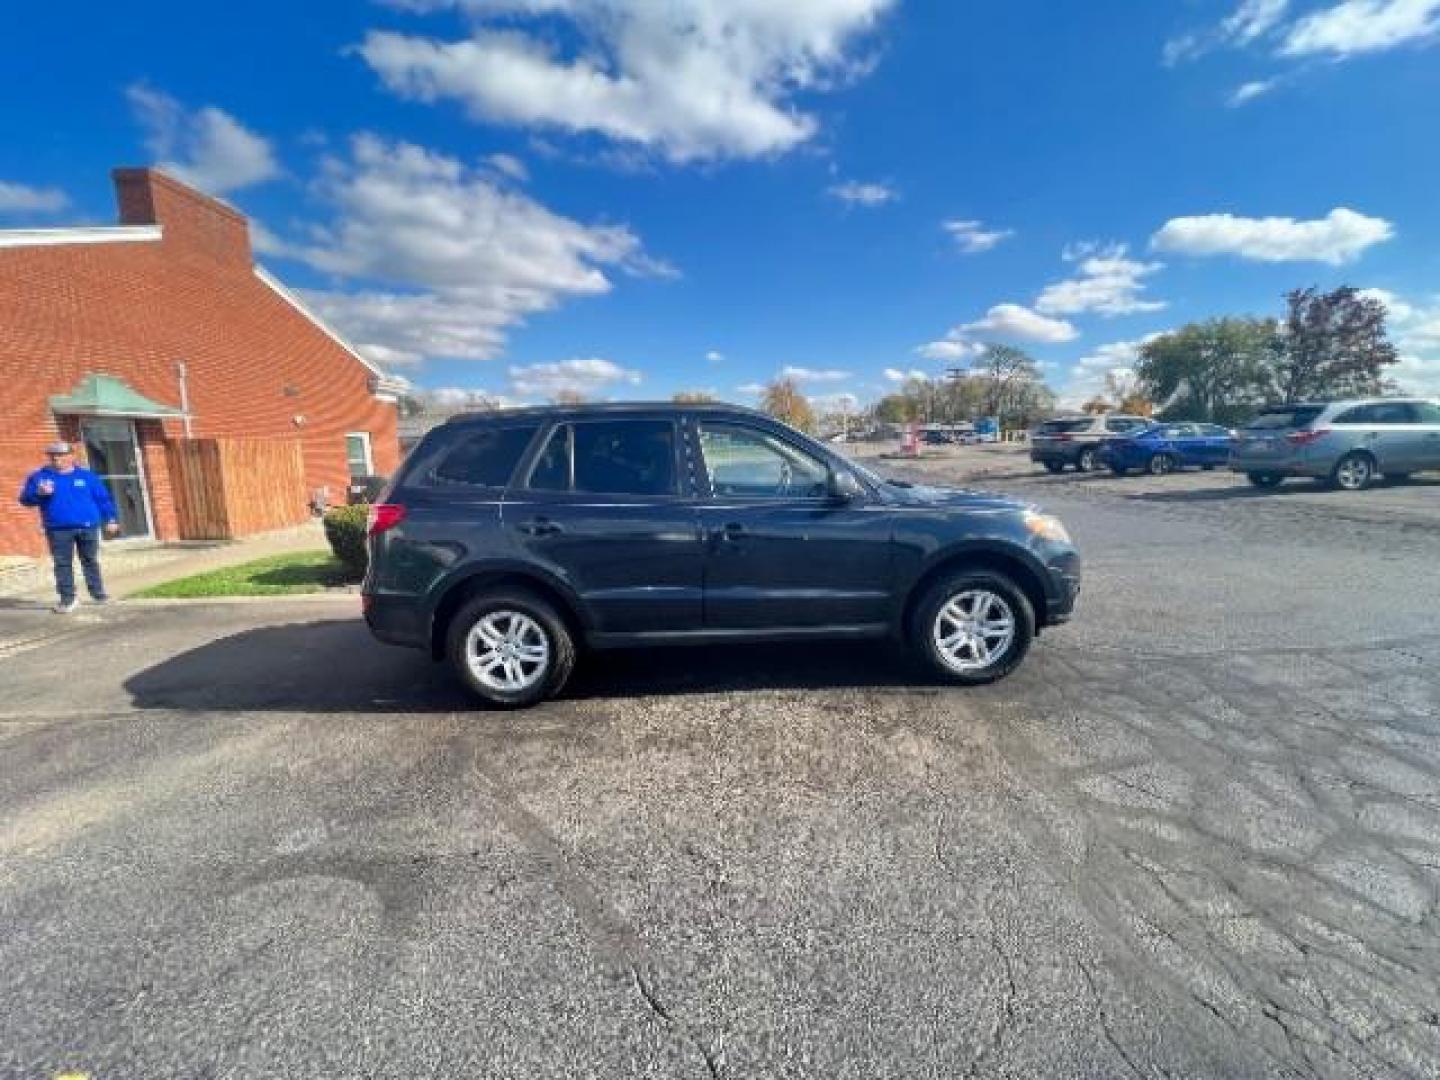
[1231, 398, 1440, 490]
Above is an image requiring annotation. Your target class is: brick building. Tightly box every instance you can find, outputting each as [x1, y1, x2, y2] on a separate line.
[1, 168, 403, 558]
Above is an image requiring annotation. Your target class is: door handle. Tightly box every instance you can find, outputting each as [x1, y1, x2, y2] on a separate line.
[519, 517, 563, 537]
[710, 522, 745, 543]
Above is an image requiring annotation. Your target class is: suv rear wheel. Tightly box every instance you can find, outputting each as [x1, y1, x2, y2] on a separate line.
[1330, 452, 1375, 492]
[1042, 460, 1066, 474]
[446, 589, 576, 708]
[912, 571, 1035, 686]
[1076, 447, 1098, 473]
[1147, 453, 1176, 476]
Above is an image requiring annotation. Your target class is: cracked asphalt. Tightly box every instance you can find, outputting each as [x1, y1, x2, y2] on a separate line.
[2, 459, 1438, 1079]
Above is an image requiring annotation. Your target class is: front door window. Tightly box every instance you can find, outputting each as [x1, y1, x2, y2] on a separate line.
[79, 418, 153, 539]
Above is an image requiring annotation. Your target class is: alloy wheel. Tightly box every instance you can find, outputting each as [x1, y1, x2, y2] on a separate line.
[933, 590, 1016, 674]
[1335, 455, 1372, 491]
[466, 611, 551, 692]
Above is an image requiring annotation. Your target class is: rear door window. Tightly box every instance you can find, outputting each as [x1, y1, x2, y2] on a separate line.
[432, 425, 539, 488]
[573, 420, 679, 496]
[1413, 403, 1440, 424]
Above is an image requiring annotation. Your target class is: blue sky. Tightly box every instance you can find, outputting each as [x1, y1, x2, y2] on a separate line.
[3, 0, 1439, 407]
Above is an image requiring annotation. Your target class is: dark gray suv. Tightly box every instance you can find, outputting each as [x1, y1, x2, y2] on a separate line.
[363, 403, 1081, 707]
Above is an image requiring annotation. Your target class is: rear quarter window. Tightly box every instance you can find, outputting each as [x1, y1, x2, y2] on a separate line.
[431, 425, 539, 488]
[1246, 406, 1325, 431]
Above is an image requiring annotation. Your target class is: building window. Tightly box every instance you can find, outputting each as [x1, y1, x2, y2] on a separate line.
[345, 432, 374, 479]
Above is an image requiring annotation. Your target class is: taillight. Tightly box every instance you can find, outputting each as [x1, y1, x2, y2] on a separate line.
[367, 503, 406, 536]
[1287, 428, 1329, 447]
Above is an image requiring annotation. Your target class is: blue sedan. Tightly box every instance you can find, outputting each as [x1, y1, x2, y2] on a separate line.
[1099, 423, 1237, 476]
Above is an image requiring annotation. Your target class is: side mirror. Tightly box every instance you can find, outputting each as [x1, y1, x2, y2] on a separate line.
[828, 469, 864, 502]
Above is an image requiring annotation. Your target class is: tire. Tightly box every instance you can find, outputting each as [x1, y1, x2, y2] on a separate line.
[1148, 453, 1176, 476]
[446, 589, 576, 709]
[911, 570, 1035, 686]
[1076, 447, 1098, 473]
[1201, 464, 1216, 472]
[1329, 452, 1375, 492]
[1042, 460, 1065, 475]
[1247, 472, 1284, 489]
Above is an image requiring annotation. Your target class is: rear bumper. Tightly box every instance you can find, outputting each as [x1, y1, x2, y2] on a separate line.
[1229, 453, 1329, 478]
[362, 592, 430, 650]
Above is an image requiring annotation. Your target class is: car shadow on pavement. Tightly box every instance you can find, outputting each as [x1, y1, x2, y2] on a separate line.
[1124, 476, 1440, 503]
[123, 620, 926, 713]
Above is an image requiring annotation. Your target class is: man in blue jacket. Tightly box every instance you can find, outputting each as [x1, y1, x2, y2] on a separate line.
[18, 441, 121, 613]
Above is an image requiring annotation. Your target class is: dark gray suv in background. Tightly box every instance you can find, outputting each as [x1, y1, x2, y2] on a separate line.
[1231, 398, 1440, 490]
[363, 403, 1081, 707]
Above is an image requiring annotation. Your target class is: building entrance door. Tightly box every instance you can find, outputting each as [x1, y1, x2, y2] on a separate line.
[79, 418, 154, 540]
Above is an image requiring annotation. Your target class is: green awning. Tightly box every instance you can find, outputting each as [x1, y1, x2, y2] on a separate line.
[49, 373, 185, 419]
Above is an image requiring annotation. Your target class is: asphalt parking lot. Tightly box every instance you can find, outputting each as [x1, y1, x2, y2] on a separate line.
[3, 452, 1439, 1079]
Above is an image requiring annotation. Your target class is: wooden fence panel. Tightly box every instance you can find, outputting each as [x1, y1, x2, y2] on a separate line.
[167, 440, 227, 540]
[216, 438, 308, 536]
[166, 437, 308, 540]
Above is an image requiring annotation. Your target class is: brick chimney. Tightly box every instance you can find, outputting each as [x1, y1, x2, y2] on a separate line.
[112, 167, 253, 267]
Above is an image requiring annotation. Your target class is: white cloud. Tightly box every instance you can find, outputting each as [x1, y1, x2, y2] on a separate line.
[277, 135, 662, 364]
[915, 338, 982, 361]
[960, 303, 1079, 344]
[1151, 208, 1394, 265]
[781, 365, 851, 383]
[883, 367, 929, 383]
[705, 350, 724, 363]
[127, 84, 279, 195]
[828, 181, 898, 207]
[1036, 244, 1166, 317]
[1165, 0, 1291, 62]
[0, 180, 69, 214]
[736, 382, 766, 395]
[1282, 0, 1440, 58]
[1227, 0, 1293, 42]
[1229, 78, 1279, 105]
[1391, 354, 1440, 395]
[1358, 287, 1416, 322]
[485, 152, 528, 181]
[359, 0, 894, 163]
[507, 357, 642, 399]
[942, 219, 1013, 254]
[1058, 335, 1165, 408]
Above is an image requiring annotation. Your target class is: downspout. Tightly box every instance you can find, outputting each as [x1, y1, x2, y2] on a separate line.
[176, 361, 193, 437]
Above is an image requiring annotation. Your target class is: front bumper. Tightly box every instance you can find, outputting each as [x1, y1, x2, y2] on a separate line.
[1041, 551, 1081, 626]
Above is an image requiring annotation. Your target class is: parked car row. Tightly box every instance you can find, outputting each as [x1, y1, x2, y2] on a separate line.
[1031, 397, 1440, 491]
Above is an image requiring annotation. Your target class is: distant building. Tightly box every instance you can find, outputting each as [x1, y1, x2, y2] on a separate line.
[0, 168, 404, 557]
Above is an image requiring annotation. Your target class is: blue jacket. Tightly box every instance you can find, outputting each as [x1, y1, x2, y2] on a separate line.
[18, 466, 118, 531]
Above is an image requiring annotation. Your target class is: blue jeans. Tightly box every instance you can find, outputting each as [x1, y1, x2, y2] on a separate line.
[47, 528, 107, 603]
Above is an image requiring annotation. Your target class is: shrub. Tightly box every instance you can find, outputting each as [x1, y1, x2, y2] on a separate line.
[323, 505, 369, 580]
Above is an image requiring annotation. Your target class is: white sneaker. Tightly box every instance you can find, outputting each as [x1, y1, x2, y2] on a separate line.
[53, 599, 79, 614]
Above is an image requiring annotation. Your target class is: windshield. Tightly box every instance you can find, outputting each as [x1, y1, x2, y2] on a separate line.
[1245, 406, 1325, 430]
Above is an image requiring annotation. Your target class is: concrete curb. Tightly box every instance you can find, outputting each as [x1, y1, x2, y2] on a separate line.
[117, 593, 361, 606]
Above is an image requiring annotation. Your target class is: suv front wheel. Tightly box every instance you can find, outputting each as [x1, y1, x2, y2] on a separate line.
[912, 571, 1035, 686]
[447, 589, 577, 708]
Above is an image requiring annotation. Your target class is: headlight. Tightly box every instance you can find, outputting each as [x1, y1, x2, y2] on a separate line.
[1023, 511, 1071, 544]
